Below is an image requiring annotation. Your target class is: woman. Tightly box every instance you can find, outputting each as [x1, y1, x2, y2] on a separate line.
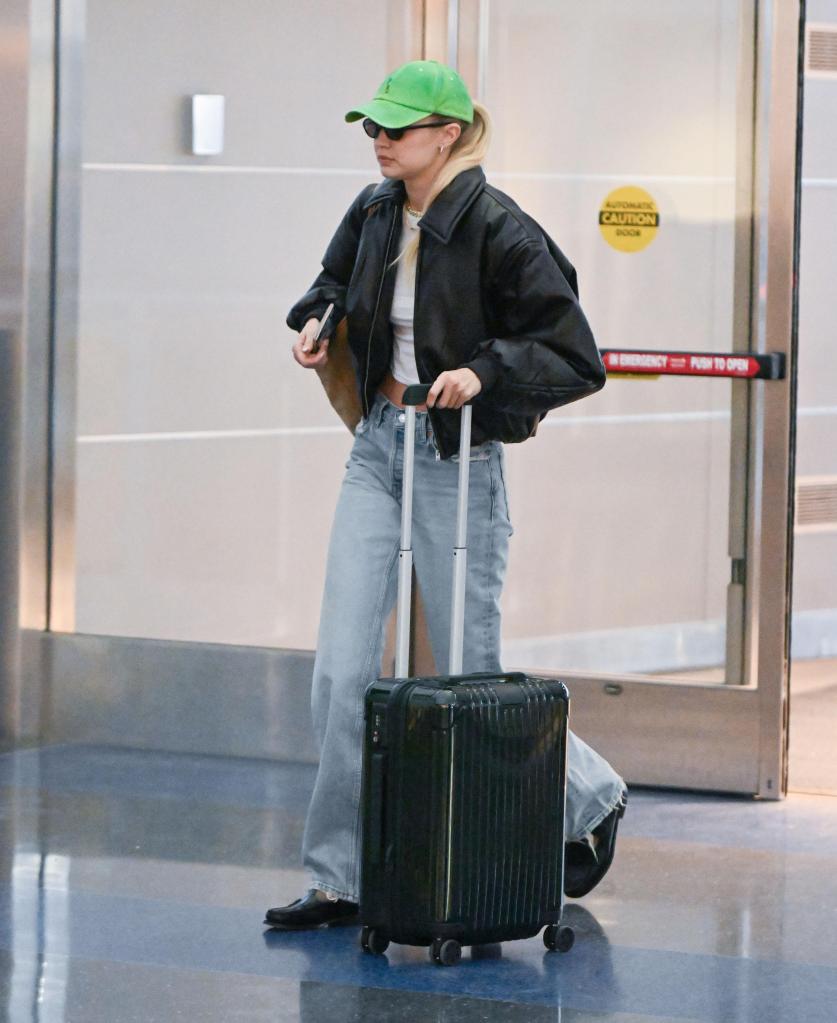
[265, 60, 627, 930]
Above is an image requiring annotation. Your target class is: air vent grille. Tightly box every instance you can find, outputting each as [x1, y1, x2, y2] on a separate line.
[807, 24, 837, 77]
[795, 476, 837, 533]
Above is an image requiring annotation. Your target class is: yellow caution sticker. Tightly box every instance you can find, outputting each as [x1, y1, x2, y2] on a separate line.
[598, 186, 659, 252]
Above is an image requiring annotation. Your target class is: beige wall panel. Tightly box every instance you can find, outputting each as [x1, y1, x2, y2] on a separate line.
[797, 186, 837, 410]
[810, 0, 837, 19]
[74, 433, 352, 647]
[793, 535, 837, 612]
[83, 0, 394, 169]
[499, 415, 730, 641]
[76, 169, 379, 437]
[800, 34, 837, 178]
[795, 416, 837, 477]
[481, 0, 738, 178]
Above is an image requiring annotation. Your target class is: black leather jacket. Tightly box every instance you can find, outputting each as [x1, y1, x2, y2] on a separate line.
[287, 166, 605, 460]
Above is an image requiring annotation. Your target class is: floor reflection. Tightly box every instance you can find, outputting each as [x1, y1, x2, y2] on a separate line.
[1, 745, 837, 1022]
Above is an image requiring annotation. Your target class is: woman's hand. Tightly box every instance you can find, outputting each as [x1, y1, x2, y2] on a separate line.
[427, 368, 482, 409]
[292, 317, 330, 369]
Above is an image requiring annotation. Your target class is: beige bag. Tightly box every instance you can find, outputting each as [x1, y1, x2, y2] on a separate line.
[314, 317, 363, 434]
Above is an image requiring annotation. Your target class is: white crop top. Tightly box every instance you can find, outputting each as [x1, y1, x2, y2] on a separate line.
[389, 206, 422, 385]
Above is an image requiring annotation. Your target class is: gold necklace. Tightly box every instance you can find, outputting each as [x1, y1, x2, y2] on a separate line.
[405, 201, 423, 218]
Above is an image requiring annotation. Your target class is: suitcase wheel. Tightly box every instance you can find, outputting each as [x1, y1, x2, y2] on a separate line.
[543, 924, 575, 953]
[360, 926, 390, 955]
[430, 937, 462, 967]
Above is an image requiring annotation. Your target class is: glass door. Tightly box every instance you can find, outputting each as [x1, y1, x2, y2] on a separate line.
[443, 0, 802, 795]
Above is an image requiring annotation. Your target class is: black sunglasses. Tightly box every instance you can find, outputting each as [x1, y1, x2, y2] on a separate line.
[362, 117, 453, 141]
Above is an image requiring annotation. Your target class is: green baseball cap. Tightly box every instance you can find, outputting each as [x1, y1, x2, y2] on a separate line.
[345, 60, 474, 128]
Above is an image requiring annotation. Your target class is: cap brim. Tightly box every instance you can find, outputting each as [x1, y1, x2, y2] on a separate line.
[344, 98, 430, 128]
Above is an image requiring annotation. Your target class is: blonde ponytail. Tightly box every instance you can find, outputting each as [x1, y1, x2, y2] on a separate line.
[391, 102, 493, 269]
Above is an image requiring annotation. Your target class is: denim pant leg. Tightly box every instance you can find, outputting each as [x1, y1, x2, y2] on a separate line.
[565, 732, 626, 840]
[301, 405, 401, 902]
[414, 424, 626, 843]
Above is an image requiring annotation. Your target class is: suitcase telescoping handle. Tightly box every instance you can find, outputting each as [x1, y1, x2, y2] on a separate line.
[395, 384, 472, 679]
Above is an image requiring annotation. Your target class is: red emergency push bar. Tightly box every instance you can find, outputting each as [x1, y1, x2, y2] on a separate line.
[600, 349, 786, 380]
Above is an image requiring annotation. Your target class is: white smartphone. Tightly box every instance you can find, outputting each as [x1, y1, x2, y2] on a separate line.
[311, 302, 335, 352]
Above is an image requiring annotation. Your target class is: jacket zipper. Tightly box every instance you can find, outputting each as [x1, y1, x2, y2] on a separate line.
[362, 206, 399, 418]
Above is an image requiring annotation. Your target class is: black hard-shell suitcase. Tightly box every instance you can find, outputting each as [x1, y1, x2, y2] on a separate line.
[359, 386, 574, 966]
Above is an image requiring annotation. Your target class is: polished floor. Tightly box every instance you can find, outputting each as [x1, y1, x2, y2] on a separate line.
[1, 745, 837, 1022]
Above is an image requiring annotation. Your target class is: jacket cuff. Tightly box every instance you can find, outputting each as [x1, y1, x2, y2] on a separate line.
[464, 354, 501, 393]
[287, 303, 338, 335]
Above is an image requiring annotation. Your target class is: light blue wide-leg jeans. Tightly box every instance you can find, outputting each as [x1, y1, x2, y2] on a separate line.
[302, 393, 626, 902]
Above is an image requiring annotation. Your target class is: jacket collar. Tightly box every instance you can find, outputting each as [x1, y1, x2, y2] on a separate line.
[362, 166, 486, 245]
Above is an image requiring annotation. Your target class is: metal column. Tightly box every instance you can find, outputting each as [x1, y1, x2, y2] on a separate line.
[0, 0, 33, 744]
[0, 330, 22, 744]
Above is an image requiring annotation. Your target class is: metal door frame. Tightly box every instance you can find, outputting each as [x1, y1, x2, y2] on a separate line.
[441, 0, 804, 797]
[1, 0, 39, 744]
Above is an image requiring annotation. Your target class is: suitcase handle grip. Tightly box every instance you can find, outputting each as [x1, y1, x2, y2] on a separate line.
[402, 383, 432, 406]
[402, 383, 476, 410]
[443, 670, 529, 686]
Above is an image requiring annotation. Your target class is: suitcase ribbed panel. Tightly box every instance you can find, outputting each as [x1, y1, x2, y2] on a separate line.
[443, 679, 565, 936]
[361, 674, 567, 947]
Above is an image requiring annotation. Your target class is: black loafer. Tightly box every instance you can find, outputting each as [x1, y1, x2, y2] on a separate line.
[264, 889, 360, 930]
[564, 793, 627, 899]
